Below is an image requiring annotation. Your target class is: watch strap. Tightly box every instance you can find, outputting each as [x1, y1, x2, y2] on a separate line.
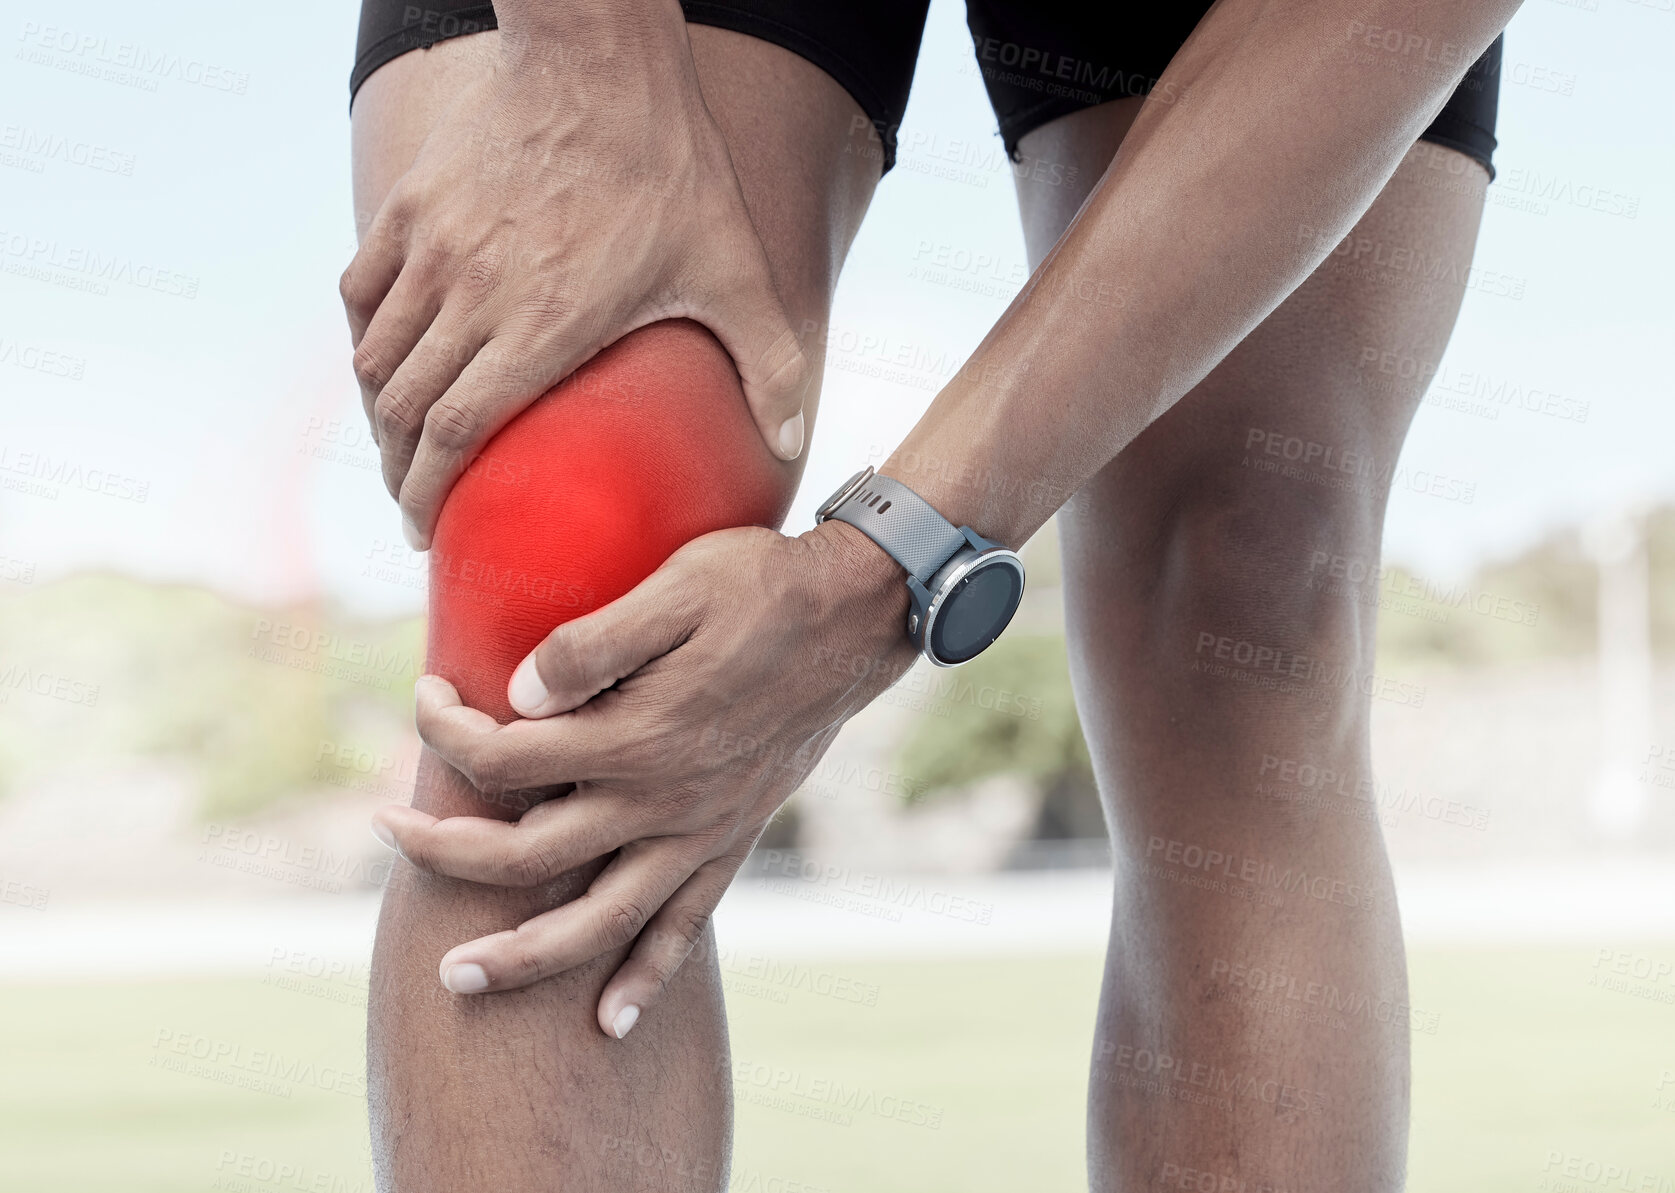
[826, 473, 967, 584]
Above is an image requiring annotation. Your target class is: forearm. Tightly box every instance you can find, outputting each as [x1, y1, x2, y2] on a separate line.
[881, 0, 1518, 543]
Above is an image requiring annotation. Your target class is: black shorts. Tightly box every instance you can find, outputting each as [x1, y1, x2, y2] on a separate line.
[352, 1, 1501, 180]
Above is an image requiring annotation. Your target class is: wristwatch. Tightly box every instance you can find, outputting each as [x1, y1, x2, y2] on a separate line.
[816, 466, 1025, 667]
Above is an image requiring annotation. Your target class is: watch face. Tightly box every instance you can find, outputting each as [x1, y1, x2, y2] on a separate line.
[928, 556, 1024, 665]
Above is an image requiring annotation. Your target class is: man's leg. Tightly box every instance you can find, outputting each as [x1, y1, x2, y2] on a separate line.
[353, 28, 877, 1191]
[1014, 108, 1486, 1190]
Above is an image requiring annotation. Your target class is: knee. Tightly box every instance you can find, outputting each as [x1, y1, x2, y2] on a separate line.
[427, 320, 796, 721]
[1154, 481, 1377, 663]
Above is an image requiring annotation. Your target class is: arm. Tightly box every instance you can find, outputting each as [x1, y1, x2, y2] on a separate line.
[889, 0, 1519, 545]
[376, 0, 1522, 1023]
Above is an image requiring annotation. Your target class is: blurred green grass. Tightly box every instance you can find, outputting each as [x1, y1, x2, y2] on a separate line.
[1, 947, 1671, 1192]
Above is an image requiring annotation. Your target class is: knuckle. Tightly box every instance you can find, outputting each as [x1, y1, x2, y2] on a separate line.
[351, 341, 390, 390]
[424, 397, 481, 454]
[462, 743, 510, 796]
[374, 385, 424, 443]
[663, 903, 712, 953]
[599, 897, 651, 948]
[338, 264, 363, 310]
[503, 831, 566, 888]
[458, 250, 504, 303]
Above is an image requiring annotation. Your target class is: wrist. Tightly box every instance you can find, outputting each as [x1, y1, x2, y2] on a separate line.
[803, 519, 913, 651]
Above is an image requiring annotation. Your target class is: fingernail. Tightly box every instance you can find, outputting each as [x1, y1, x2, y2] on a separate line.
[508, 655, 549, 718]
[611, 1004, 641, 1039]
[401, 516, 424, 551]
[370, 820, 397, 851]
[776, 412, 804, 460]
[442, 963, 490, 994]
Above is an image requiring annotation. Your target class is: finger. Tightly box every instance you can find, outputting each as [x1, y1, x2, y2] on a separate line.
[352, 267, 443, 434]
[395, 334, 563, 550]
[507, 564, 696, 719]
[596, 849, 745, 1038]
[339, 216, 408, 346]
[435, 839, 703, 994]
[372, 789, 647, 887]
[373, 317, 486, 518]
[696, 230, 813, 462]
[414, 673, 626, 790]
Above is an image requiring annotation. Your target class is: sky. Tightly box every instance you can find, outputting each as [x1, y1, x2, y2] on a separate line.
[0, 0, 1670, 617]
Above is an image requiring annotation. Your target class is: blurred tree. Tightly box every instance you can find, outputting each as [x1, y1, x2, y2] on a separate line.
[0, 574, 420, 819]
[895, 634, 1102, 839]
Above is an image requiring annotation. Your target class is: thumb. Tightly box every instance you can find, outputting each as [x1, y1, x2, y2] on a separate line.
[701, 233, 814, 462]
[508, 565, 697, 719]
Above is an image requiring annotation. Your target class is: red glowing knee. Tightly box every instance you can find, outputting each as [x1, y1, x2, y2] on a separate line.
[426, 320, 795, 722]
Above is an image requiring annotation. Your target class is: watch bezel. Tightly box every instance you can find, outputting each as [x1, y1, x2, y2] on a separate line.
[918, 547, 1026, 668]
